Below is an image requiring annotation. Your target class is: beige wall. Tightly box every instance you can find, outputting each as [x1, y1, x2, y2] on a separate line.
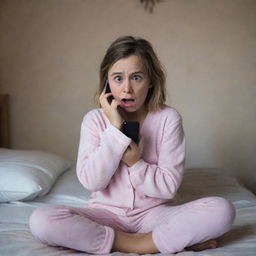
[0, 0, 255, 192]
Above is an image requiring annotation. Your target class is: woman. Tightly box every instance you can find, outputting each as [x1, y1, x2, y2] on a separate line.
[30, 36, 235, 254]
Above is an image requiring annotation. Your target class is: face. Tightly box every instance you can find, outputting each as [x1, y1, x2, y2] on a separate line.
[107, 55, 151, 113]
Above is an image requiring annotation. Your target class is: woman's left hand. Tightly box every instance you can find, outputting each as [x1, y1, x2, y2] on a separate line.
[122, 137, 144, 167]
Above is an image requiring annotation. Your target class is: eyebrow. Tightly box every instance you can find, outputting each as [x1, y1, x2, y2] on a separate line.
[110, 71, 145, 76]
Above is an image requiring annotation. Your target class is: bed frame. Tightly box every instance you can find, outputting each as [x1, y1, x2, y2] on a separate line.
[0, 94, 10, 148]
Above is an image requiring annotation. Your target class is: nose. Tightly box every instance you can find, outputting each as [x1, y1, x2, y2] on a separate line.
[122, 79, 132, 93]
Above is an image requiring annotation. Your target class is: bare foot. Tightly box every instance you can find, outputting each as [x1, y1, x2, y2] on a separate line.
[185, 239, 218, 251]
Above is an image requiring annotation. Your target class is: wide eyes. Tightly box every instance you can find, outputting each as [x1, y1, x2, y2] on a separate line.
[113, 74, 143, 82]
[114, 76, 122, 82]
[133, 75, 142, 81]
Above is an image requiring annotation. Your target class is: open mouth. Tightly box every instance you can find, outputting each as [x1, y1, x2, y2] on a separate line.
[121, 98, 135, 107]
[121, 98, 135, 103]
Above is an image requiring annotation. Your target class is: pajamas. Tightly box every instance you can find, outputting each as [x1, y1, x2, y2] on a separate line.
[30, 196, 235, 254]
[30, 106, 235, 253]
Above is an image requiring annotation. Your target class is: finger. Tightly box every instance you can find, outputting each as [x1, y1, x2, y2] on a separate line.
[100, 92, 113, 106]
[102, 92, 113, 99]
[129, 141, 137, 149]
[111, 98, 121, 109]
[100, 83, 112, 99]
[100, 85, 107, 97]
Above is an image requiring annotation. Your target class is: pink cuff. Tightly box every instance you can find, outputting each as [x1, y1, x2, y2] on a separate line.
[128, 159, 145, 173]
[98, 225, 115, 254]
[107, 125, 131, 146]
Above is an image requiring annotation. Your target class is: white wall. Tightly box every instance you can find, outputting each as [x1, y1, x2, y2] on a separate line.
[0, 0, 255, 192]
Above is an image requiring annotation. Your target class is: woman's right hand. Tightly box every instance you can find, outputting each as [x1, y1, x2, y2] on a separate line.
[99, 88, 123, 130]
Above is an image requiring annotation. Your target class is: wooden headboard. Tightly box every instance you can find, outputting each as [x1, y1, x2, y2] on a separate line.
[0, 94, 10, 148]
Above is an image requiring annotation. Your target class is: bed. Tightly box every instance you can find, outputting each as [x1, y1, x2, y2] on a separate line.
[1, 95, 256, 256]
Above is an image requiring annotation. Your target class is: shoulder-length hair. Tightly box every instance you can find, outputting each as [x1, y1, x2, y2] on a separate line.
[95, 36, 166, 112]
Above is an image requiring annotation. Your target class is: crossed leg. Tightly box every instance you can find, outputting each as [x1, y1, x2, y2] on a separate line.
[112, 197, 234, 254]
[30, 197, 234, 254]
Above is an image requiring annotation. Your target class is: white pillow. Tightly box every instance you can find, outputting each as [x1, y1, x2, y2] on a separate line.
[0, 148, 71, 202]
[43, 167, 91, 203]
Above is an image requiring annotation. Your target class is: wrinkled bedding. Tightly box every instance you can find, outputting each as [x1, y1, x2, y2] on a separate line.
[1, 167, 256, 256]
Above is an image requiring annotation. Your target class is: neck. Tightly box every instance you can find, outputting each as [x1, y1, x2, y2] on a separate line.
[120, 105, 148, 123]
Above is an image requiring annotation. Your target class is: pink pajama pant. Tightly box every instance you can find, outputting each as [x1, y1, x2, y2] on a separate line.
[29, 196, 235, 254]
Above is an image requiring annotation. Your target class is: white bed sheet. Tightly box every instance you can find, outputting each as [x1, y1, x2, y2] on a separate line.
[1, 167, 256, 256]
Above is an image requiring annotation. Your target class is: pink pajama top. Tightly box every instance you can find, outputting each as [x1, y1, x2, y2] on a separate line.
[76, 106, 185, 216]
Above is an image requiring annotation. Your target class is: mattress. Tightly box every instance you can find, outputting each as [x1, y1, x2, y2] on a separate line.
[1, 167, 256, 256]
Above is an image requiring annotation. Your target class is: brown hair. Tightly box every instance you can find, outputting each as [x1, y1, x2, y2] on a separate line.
[95, 36, 166, 112]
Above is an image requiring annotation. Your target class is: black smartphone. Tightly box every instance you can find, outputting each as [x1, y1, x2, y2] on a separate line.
[122, 121, 140, 143]
[104, 80, 114, 104]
